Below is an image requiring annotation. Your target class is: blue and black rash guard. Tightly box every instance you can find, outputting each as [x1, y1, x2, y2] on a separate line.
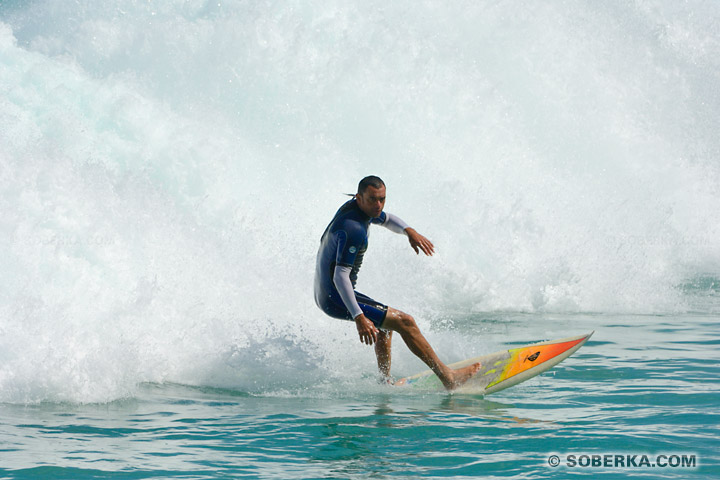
[314, 198, 409, 322]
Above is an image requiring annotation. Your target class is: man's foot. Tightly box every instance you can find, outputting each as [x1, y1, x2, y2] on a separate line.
[441, 362, 482, 390]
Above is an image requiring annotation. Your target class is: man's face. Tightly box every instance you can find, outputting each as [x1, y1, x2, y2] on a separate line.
[356, 185, 386, 218]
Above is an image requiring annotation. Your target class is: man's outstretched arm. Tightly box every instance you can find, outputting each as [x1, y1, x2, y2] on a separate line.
[383, 213, 435, 256]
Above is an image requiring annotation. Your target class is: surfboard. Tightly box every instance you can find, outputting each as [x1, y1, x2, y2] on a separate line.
[398, 331, 593, 394]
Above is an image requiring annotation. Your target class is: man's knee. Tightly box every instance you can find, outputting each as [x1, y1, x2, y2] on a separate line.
[385, 308, 418, 333]
[377, 329, 392, 341]
[399, 312, 417, 330]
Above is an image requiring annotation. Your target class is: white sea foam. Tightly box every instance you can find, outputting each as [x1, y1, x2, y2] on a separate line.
[1, 0, 719, 403]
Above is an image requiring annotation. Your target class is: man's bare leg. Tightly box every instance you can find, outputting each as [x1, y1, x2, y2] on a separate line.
[375, 330, 392, 380]
[381, 307, 480, 390]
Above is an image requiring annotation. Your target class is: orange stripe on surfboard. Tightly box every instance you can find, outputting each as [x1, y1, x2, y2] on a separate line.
[487, 337, 586, 388]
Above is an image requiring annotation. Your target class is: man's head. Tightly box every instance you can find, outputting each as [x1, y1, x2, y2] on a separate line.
[356, 175, 386, 218]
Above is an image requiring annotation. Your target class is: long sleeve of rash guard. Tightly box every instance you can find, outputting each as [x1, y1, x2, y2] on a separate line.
[383, 213, 410, 234]
[333, 265, 363, 319]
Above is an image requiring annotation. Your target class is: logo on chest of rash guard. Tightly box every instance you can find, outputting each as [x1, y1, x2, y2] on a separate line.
[349, 246, 357, 253]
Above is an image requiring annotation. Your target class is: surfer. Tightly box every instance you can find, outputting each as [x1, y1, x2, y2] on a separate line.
[314, 176, 481, 390]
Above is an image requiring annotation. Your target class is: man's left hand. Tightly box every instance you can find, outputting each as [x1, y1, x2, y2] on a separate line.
[405, 228, 435, 256]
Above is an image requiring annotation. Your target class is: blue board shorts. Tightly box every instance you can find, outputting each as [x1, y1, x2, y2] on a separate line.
[317, 291, 389, 329]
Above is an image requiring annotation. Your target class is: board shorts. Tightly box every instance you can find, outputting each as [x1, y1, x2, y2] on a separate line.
[317, 290, 389, 329]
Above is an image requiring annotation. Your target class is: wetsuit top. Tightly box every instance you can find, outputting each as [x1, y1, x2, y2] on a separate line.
[314, 198, 409, 318]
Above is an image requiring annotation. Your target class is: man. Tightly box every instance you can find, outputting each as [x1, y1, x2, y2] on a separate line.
[314, 176, 480, 390]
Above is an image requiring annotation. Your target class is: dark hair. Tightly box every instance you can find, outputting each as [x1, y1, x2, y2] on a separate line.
[357, 175, 385, 194]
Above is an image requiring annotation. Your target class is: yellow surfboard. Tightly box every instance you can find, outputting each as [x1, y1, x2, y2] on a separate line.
[398, 332, 593, 394]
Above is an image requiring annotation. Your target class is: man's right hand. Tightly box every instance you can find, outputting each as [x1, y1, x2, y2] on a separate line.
[354, 314, 379, 345]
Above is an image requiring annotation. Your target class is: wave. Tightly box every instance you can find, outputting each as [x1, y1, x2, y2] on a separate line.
[1, 0, 719, 403]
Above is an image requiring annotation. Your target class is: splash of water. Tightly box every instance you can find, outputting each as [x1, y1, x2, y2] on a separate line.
[1, 0, 719, 403]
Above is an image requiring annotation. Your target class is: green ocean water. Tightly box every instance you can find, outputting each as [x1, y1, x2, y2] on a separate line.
[2, 312, 718, 479]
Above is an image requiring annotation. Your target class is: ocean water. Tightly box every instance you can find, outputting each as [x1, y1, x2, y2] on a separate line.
[1, 0, 719, 478]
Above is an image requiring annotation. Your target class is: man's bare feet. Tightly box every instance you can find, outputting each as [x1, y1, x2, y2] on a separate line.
[441, 362, 482, 390]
